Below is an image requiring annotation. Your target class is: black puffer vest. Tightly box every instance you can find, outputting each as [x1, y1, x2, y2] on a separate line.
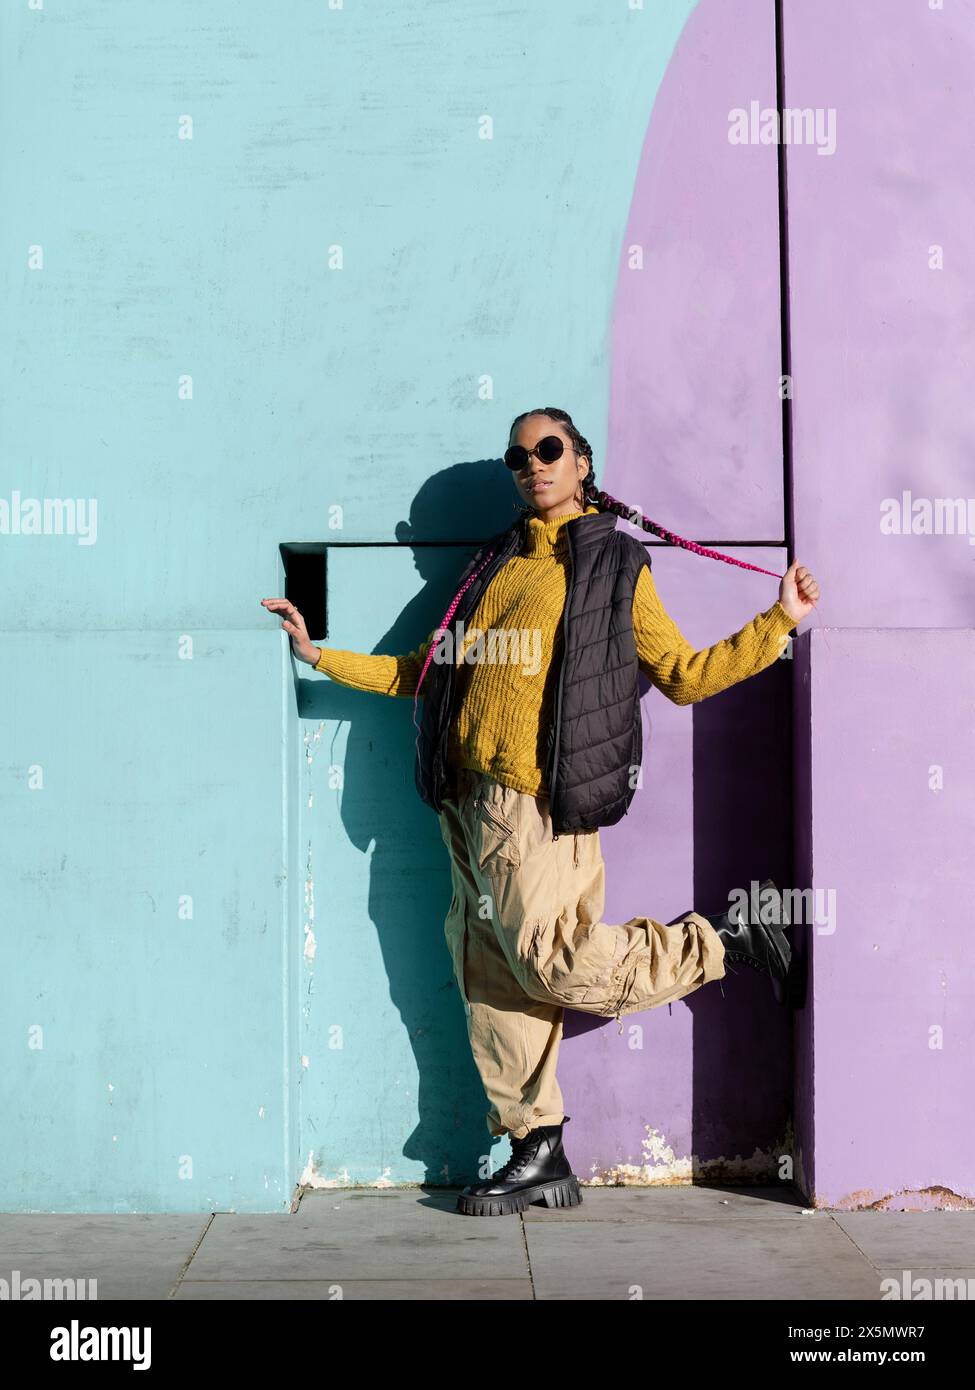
[414, 508, 653, 835]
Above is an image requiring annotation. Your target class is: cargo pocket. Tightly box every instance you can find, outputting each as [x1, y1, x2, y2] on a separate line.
[473, 792, 521, 874]
[534, 922, 630, 1008]
[575, 924, 630, 1005]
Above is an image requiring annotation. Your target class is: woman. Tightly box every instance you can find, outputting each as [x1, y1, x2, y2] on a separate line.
[262, 407, 820, 1218]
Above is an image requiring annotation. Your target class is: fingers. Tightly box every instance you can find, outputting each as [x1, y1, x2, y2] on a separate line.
[784, 561, 820, 609]
[261, 598, 310, 638]
[262, 598, 305, 620]
[792, 563, 820, 604]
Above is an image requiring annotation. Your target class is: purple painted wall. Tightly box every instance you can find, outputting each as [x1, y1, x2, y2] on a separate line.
[784, 0, 975, 627]
[786, 0, 975, 1206]
[562, 549, 792, 1182]
[566, 0, 974, 1202]
[564, 0, 794, 1181]
[795, 629, 975, 1209]
[607, 0, 783, 540]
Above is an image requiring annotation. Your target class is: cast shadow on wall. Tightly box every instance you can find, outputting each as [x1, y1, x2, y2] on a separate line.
[293, 457, 796, 1185]
[298, 460, 527, 1183]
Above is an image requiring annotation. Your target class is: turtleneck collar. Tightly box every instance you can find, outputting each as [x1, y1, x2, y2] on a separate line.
[522, 503, 600, 557]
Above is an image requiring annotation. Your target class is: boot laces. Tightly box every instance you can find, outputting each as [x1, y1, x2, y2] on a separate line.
[725, 937, 774, 973]
[724, 904, 780, 974]
[494, 1130, 541, 1181]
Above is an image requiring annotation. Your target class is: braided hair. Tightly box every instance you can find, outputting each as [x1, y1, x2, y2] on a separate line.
[510, 406, 785, 580]
[413, 406, 786, 727]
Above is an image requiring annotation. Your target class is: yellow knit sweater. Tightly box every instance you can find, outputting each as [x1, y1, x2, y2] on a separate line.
[312, 505, 795, 796]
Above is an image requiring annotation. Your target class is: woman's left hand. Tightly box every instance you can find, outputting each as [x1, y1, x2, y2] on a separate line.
[778, 559, 820, 624]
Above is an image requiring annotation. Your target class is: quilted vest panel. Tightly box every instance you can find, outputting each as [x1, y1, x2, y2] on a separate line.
[413, 509, 651, 833]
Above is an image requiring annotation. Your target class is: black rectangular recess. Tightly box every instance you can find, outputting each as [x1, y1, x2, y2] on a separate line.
[279, 534, 787, 649]
[279, 543, 328, 642]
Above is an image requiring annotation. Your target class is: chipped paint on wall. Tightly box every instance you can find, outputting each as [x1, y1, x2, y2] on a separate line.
[584, 1123, 797, 1187]
[303, 720, 325, 766]
[825, 1186, 975, 1213]
[302, 833, 315, 963]
[299, 1151, 395, 1190]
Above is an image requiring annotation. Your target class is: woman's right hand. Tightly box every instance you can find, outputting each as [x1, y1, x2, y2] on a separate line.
[261, 598, 320, 665]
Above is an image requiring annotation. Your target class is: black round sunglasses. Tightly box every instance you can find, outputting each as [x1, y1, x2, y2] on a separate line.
[503, 435, 577, 471]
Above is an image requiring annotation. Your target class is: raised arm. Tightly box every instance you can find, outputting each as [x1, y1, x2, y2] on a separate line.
[632, 567, 794, 706]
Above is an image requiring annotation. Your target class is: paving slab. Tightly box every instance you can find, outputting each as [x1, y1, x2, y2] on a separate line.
[833, 1213, 975, 1270]
[175, 1278, 533, 1300]
[185, 1190, 527, 1282]
[522, 1184, 809, 1222]
[0, 1254, 189, 1301]
[4, 1198, 970, 1302]
[874, 1268, 975, 1298]
[524, 1214, 882, 1300]
[0, 1214, 210, 1255]
[0, 1215, 211, 1300]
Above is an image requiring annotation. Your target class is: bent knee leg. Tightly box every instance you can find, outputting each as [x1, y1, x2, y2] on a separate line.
[522, 922, 630, 1013]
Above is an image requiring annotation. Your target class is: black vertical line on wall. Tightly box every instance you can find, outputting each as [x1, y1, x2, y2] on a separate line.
[774, 0, 798, 959]
[774, 0, 795, 563]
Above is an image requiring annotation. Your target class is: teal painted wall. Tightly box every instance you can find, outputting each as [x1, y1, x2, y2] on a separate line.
[1, 0, 702, 1209]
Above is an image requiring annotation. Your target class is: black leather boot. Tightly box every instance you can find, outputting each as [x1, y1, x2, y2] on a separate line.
[701, 878, 793, 1004]
[456, 1117, 583, 1216]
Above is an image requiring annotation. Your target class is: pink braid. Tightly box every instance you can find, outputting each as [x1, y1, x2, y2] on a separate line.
[589, 487, 786, 580]
[412, 547, 497, 733]
[412, 485, 789, 732]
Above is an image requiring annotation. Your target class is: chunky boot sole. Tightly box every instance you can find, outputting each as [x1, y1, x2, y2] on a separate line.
[456, 1175, 583, 1217]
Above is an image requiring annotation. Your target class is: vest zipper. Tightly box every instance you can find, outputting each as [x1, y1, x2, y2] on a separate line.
[549, 525, 573, 842]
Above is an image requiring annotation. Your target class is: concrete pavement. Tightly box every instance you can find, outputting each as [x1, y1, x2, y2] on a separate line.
[4, 1185, 975, 1300]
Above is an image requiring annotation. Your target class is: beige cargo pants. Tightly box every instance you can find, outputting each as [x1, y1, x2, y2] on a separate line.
[438, 766, 728, 1141]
